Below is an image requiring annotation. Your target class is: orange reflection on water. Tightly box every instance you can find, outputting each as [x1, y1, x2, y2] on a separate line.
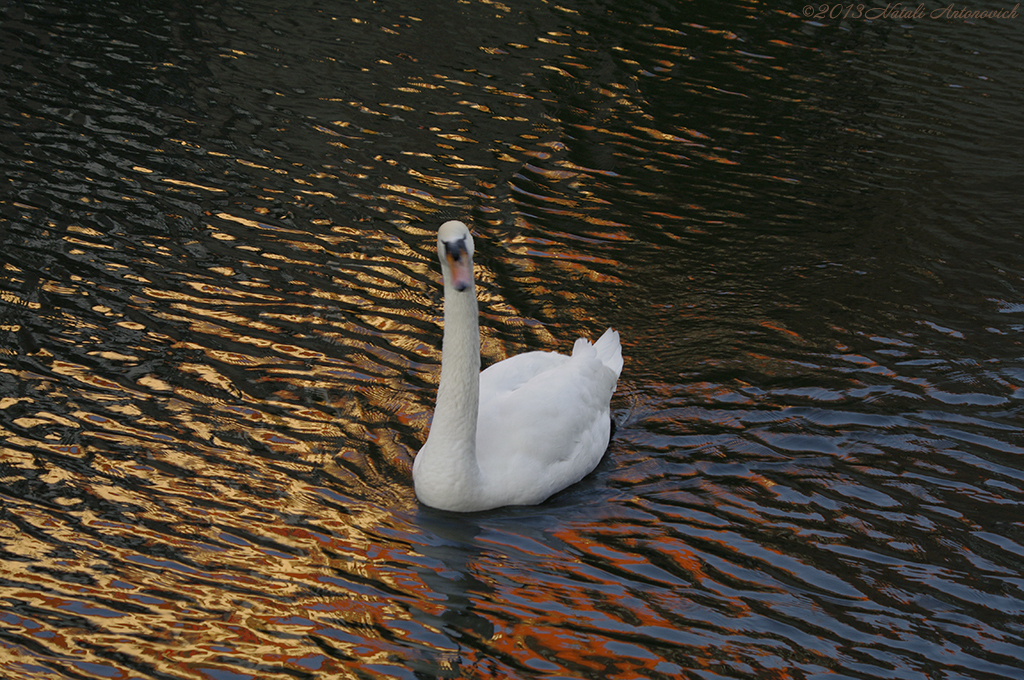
[467, 522, 718, 678]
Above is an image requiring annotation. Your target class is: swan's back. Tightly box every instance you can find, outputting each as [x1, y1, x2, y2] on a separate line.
[474, 328, 622, 506]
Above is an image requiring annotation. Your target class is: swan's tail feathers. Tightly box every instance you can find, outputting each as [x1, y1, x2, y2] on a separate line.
[593, 327, 623, 377]
[572, 328, 622, 376]
[572, 337, 592, 356]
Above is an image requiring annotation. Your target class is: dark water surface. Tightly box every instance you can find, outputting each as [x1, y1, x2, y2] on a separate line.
[2, 1, 1023, 678]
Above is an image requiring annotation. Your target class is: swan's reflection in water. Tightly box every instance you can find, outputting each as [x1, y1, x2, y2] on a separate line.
[405, 512, 494, 676]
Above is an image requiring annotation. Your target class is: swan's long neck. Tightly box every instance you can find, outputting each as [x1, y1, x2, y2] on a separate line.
[417, 278, 482, 497]
[433, 279, 480, 438]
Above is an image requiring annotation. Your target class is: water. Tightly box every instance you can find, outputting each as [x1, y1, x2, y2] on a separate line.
[2, 0, 1023, 678]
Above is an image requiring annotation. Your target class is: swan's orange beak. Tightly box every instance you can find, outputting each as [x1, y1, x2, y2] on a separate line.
[444, 239, 473, 291]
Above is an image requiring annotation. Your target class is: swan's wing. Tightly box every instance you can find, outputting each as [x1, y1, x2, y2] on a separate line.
[479, 350, 567, 402]
[474, 350, 618, 505]
[479, 328, 621, 399]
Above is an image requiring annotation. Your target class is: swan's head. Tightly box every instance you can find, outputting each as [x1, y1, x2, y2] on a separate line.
[437, 220, 475, 292]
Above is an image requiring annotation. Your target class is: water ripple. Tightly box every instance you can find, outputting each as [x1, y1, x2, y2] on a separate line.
[2, 1, 1024, 679]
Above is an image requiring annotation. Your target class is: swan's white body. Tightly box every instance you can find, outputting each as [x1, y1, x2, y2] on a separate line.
[413, 221, 623, 512]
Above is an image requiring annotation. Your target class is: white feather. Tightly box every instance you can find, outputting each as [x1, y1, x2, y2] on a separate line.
[412, 221, 622, 512]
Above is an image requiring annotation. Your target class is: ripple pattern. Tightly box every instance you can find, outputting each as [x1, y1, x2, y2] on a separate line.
[2, 1, 1023, 679]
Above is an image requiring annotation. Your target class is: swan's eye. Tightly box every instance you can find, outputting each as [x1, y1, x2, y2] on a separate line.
[444, 237, 468, 262]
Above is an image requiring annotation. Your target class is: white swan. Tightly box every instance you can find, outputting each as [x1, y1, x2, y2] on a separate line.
[412, 220, 623, 512]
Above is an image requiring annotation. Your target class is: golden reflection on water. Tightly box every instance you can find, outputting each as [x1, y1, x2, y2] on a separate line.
[3, 0, 1024, 677]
